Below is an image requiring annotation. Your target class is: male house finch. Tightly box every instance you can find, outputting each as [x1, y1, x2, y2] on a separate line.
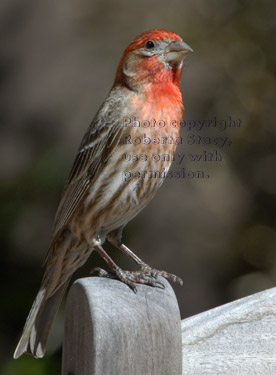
[14, 29, 192, 359]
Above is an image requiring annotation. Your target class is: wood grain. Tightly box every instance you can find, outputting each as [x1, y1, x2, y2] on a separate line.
[62, 276, 182, 375]
[181, 287, 276, 374]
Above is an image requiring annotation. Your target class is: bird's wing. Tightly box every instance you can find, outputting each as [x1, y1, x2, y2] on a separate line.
[52, 103, 124, 239]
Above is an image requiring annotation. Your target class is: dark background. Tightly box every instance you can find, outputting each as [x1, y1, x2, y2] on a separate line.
[1, 0, 275, 373]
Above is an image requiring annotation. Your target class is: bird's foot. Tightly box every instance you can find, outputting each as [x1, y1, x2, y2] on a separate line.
[91, 264, 182, 292]
[92, 267, 163, 292]
[139, 263, 183, 286]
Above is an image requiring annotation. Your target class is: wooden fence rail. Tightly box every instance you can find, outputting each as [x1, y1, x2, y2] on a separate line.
[62, 277, 276, 375]
[62, 277, 182, 375]
[181, 286, 276, 374]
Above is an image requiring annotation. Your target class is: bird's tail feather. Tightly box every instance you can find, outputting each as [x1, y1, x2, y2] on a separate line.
[13, 280, 69, 359]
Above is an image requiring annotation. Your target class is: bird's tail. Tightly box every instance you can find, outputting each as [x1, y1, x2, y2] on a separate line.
[13, 280, 69, 359]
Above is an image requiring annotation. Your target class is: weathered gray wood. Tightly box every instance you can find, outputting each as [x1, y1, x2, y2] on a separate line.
[181, 287, 276, 374]
[62, 277, 182, 375]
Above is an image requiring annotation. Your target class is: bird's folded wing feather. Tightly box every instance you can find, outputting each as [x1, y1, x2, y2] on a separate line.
[51, 106, 123, 240]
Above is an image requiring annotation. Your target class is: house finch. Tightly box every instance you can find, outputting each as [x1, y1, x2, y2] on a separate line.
[14, 29, 192, 359]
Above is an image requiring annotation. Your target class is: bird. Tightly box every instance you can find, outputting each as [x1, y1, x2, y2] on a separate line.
[14, 29, 192, 359]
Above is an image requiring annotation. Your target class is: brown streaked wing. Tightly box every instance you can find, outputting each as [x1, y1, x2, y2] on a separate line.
[52, 114, 123, 239]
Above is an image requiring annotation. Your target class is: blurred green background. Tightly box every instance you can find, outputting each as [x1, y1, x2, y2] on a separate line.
[1, 0, 275, 373]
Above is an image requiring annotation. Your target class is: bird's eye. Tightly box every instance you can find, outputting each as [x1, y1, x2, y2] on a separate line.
[145, 40, 155, 49]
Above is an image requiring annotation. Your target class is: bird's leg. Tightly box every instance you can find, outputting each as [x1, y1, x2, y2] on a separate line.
[107, 229, 183, 286]
[93, 244, 165, 291]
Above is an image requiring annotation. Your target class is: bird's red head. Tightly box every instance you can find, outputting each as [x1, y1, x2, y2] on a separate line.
[114, 29, 192, 91]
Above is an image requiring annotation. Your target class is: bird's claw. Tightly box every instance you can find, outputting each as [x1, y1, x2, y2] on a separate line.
[139, 264, 183, 286]
[91, 267, 117, 279]
[92, 265, 182, 291]
[91, 267, 137, 291]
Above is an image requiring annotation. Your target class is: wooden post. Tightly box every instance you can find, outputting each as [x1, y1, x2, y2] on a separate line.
[62, 277, 182, 375]
[181, 287, 276, 374]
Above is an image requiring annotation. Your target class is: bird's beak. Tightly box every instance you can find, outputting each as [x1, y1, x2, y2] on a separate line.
[164, 41, 193, 64]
